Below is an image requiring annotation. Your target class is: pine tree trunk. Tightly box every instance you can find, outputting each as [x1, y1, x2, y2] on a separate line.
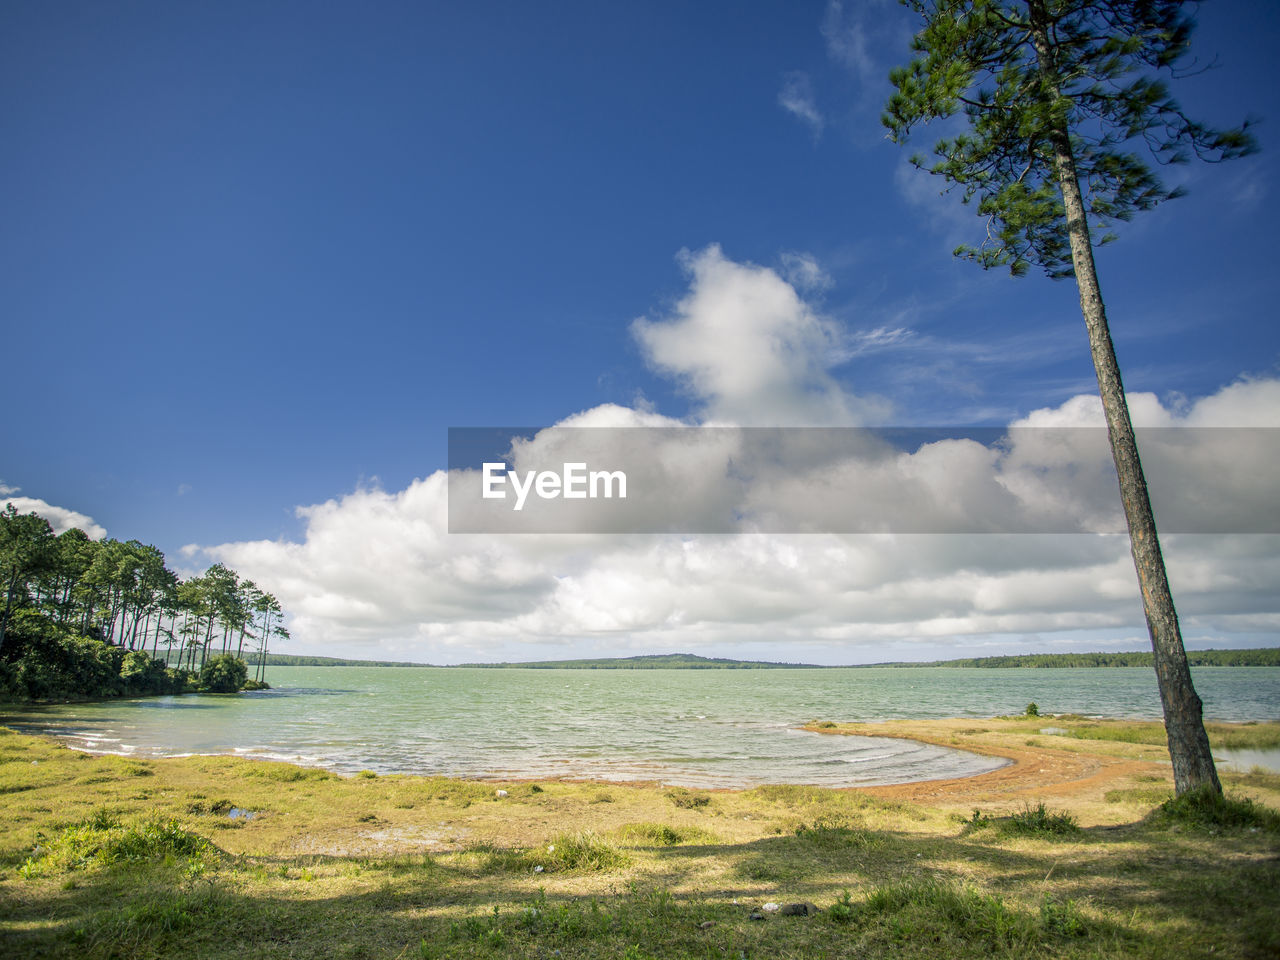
[1029, 4, 1219, 796]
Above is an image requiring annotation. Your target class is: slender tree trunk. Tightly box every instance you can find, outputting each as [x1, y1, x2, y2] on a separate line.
[1029, 3, 1219, 796]
[0, 573, 21, 653]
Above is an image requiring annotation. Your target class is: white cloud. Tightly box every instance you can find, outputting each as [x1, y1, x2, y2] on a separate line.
[3, 495, 107, 540]
[173, 247, 1280, 663]
[631, 245, 889, 426]
[778, 72, 824, 138]
[197, 375, 1280, 662]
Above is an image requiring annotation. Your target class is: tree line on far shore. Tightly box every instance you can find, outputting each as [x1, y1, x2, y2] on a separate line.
[0, 503, 287, 701]
[889, 649, 1280, 669]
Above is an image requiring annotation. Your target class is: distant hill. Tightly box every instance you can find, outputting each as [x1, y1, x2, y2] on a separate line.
[253, 648, 1279, 669]
[458, 653, 821, 670]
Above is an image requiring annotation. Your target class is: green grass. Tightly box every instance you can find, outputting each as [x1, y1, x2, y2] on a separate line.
[3, 725, 1280, 959]
[19, 810, 215, 877]
[1062, 719, 1280, 750]
[1148, 786, 1280, 833]
[616, 822, 717, 846]
[793, 814, 884, 849]
[1104, 786, 1173, 805]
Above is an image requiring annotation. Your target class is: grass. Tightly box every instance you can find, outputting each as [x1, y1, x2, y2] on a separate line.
[616, 822, 718, 846]
[19, 811, 215, 877]
[662, 787, 711, 809]
[2, 724, 1279, 959]
[961, 803, 1082, 839]
[1148, 785, 1280, 833]
[1062, 720, 1280, 750]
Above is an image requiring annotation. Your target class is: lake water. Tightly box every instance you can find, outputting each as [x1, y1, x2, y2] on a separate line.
[4, 666, 1277, 788]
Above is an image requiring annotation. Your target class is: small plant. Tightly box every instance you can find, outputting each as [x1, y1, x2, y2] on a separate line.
[828, 889, 855, 923]
[185, 798, 233, 815]
[356, 769, 378, 779]
[619, 822, 683, 846]
[546, 830, 630, 871]
[664, 788, 710, 809]
[1025, 702, 1040, 717]
[1040, 895, 1089, 937]
[1003, 802, 1080, 838]
[965, 808, 994, 830]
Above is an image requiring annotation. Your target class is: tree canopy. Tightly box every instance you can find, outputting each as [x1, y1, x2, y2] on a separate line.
[0, 503, 285, 701]
[883, 0, 1255, 277]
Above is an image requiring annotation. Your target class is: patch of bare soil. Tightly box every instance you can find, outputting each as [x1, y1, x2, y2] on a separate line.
[810, 719, 1167, 812]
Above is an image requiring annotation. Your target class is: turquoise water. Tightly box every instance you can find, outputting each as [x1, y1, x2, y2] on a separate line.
[4, 666, 1277, 787]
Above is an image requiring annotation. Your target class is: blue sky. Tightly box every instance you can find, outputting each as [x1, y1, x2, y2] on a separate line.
[3, 1, 1279, 663]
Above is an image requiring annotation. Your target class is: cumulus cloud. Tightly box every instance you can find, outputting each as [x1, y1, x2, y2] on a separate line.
[3, 491, 107, 540]
[631, 245, 889, 426]
[184, 248, 1280, 662]
[200, 405, 1280, 661]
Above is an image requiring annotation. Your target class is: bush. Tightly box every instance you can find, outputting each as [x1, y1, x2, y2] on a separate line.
[1002, 802, 1080, 838]
[6, 616, 124, 699]
[0, 613, 199, 700]
[664, 788, 711, 809]
[120, 651, 175, 696]
[198, 654, 248, 693]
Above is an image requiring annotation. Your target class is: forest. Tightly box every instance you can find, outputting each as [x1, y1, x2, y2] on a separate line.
[0, 503, 285, 701]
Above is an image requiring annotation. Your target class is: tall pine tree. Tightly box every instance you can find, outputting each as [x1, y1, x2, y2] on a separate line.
[883, 0, 1255, 795]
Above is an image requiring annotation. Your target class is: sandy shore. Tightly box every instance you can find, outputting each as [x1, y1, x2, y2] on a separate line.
[801, 715, 1272, 824]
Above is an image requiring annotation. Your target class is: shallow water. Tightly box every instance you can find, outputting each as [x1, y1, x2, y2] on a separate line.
[1212, 747, 1280, 774]
[4, 666, 1276, 788]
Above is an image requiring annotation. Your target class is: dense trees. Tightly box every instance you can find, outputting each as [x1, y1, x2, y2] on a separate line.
[883, 0, 1254, 795]
[0, 504, 284, 701]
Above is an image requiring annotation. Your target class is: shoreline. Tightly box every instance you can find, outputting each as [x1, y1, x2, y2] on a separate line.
[7, 714, 1278, 818]
[1, 723, 1010, 793]
[804, 717, 1171, 814]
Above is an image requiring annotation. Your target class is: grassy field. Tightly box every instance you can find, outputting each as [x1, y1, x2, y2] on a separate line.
[2, 717, 1278, 959]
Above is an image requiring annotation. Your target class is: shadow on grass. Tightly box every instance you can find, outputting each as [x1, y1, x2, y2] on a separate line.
[9, 814, 1279, 960]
